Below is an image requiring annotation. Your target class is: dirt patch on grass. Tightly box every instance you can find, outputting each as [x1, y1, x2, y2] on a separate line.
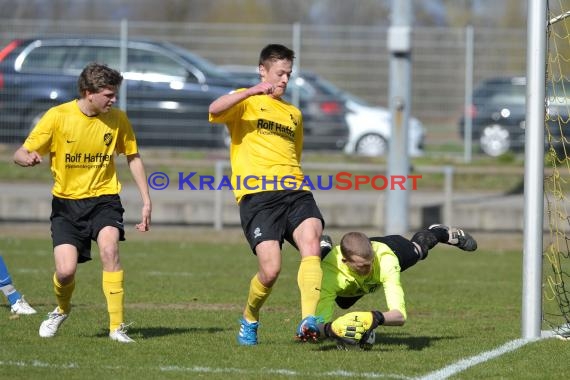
[0, 222, 526, 251]
[128, 302, 242, 311]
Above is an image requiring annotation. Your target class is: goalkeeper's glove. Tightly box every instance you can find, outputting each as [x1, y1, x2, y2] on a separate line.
[323, 311, 384, 346]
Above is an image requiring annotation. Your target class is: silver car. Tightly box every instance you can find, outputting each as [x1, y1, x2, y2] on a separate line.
[341, 92, 425, 157]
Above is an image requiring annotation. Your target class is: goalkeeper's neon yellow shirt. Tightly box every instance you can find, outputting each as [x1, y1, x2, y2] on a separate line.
[23, 100, 139, 199]
[209, 89, 305, 203]
[316, 241, 406, 323]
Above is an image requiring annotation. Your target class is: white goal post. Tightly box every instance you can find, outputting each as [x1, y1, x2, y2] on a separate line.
[522, 0, 546, 339]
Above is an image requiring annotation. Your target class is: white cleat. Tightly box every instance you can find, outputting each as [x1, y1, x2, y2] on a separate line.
[109, 323, 135, 343]
[39, 307, 68, 338]
[10, 296, 37, 315]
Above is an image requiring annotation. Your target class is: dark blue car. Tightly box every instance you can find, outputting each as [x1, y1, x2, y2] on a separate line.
[0, 36, 251, 147]
[459, 76, 567, 157]
[0, 36, 349, 150]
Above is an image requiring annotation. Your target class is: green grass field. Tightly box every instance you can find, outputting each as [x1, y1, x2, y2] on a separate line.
[0, 226, 568, 380]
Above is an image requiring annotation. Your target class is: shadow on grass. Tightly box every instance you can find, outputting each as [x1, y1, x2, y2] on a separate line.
[316, 333, 458, 352]
[378, 334, 458, 351]
[94, 325, 226, 339]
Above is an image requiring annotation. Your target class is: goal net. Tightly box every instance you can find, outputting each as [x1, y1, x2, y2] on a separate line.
[543, 1, 570, 338]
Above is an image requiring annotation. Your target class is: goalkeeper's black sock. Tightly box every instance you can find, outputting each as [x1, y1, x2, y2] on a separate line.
[410, 230, 440, 259]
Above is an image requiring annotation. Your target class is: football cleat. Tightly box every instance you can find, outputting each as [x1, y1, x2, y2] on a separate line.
[429, 224, 477, 252]
[39, 307, 68, 338]
[10, 296, 37, 315]
[296, 315, 322, 342]
[237, 317, 259, 346]
[109, 323, 135, 343]
[320, 235, 333, 258]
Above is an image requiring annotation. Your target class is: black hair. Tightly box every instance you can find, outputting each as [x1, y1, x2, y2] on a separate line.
[258, 44, 295, 67]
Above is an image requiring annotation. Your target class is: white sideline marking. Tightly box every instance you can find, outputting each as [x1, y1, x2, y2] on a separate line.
[0, 361, 410, 379]
[417, 338, 540, 380]
[1, 333, 560, 379]
[161, 366, 412, 378]
[0, 360, 79, 369]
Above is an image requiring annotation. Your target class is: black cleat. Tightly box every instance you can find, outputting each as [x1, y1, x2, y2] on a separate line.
[429, 224, 477, 252]
[320, 235, 333, 257]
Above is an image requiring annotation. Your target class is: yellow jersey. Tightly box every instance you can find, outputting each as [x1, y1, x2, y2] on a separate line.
[316, 241, 406, 323]
[23, 100, 138, 199]
[209, 90, 305, 203]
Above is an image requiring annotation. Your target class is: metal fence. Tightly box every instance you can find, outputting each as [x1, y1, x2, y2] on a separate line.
[0, 19, 526, 146]
[1, 159, 529, 232]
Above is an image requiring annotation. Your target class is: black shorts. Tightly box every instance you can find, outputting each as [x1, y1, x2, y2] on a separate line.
[335, 295, 363, 309]
[50, 194, 125, 263]
[370, 235, 418, 272]
[239, 190, 324, 253]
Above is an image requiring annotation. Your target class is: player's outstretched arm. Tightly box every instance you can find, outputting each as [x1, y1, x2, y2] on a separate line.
[381, 309, 406, 326]
[296, 309, 402, 344]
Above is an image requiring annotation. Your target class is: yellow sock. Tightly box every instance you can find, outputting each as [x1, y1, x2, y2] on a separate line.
[298, 256, 323, 318]
[243, 274, 272, 322]
[102, 270, 124, 332]
[53, 273, 74, 315]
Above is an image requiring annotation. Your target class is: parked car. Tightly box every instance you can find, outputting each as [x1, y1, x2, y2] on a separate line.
[0, 37, 347, 151]
[543, 80, 570, 159]
[458, 76, 567, 157]
[222, 65, 425, 157]
[459, 76, 527, 157]
[340, 92, 425, 157]
[0, 36, 254, 147]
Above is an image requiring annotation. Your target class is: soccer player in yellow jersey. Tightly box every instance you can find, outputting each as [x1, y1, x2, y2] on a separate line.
[296, 224, 477, 346]
[209, 44, 324, 345]
[13, 63, 152, 343]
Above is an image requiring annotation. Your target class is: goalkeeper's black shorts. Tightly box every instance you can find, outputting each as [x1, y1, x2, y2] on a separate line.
[369, 235, 418, 272]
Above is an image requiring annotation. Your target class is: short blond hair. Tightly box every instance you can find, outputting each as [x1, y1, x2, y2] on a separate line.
[340, 232, 373, 260]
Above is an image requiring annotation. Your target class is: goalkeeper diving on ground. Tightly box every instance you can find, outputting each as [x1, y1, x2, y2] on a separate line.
[296, 224, 478, 348]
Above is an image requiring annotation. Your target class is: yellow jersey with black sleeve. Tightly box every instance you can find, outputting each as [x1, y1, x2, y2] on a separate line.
[315, 241, 406, 323]
[209, 89, 305, 203]
[22, 100, 138, 200]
